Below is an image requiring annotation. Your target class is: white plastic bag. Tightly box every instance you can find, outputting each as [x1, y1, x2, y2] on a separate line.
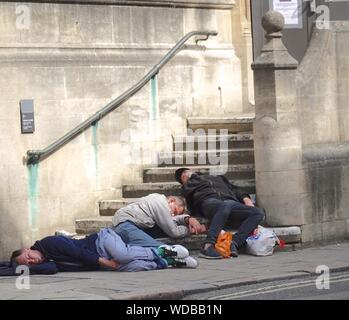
[246, 226, 279, 256]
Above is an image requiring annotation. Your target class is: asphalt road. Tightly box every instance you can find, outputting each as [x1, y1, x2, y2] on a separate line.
[185, 270, 349, 300]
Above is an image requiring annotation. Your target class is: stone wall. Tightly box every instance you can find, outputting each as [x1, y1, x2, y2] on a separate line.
[253, 12, 349, 245]
[0, 1, 246, 259]
[301, 143, 349, 243]
[296, 22, 349, 243]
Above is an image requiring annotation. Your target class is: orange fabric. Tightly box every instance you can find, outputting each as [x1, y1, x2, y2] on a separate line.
[215, 231, 233, 258]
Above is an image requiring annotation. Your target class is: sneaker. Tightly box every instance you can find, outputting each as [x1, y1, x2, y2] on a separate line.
[158, 245, 189, 259]
[199, 245, 223, 259]
[172, 256, 198, 269]
[230, 242, 239, 258]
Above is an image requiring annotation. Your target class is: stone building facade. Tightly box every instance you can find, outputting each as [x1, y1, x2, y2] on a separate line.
[0, 0, 253, 259]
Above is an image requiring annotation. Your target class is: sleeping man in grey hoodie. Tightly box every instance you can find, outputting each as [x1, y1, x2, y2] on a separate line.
[112, 193, 207, 254]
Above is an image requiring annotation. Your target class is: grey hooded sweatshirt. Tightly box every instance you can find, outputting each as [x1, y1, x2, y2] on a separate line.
[112, 193, 190, 238]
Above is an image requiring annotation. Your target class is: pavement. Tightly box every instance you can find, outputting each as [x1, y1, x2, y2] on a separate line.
[186, 271, 349, 300]
[1, 242, 349, 300]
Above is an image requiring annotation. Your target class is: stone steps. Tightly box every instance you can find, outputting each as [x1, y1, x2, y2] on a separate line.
[75, 216, 301, 250]
[157, 226, 302, 250]
[99, 193, 257, 216]
[172, 133, 254, 150]
[143, 164, 255, 183]
[75, 114, 304, 248]
[75, 114, 266, 242]
[187, 114, 255, 134]
[158, 148, 254, 167]
[99, 199, 139, 216]
[76, 216, 112, 234]
[122, 179, 256, 198]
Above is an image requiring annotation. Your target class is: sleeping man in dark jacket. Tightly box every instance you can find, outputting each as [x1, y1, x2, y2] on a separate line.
[175, 168, 265, 259]
[10, 227, 197, 275]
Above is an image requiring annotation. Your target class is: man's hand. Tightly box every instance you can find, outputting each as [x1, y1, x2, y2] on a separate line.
[187, 217, 206, 235]
[98, 257, 119, 270]
[197, 224, 207, 234]
[243, 197, 254, 207]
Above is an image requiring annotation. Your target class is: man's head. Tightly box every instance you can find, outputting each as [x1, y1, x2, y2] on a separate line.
[11, 248, 45, 266]
[167, 196, 186, 216]
[175, 168, 194, 185]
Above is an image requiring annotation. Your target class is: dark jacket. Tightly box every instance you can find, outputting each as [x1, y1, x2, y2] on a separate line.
[181, 173, 250, 216]
[29, 234, 100, 274]
[0, 260, 60, 276]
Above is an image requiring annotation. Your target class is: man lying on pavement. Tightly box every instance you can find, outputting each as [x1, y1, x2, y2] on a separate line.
[10, 227, 198, 275]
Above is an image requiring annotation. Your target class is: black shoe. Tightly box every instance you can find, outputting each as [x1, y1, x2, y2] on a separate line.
[230, 242, 239, 258]
[199, 245, 223, 259]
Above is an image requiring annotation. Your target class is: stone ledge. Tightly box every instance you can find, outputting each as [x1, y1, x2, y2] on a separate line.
[99, 193, 258, 216]
[303, 142, 349, 164]
[158, 226, 301, 250]
[143, 164, 255, 183]
[0, 46, 236, 65]
[75, 216, 113, 234]
[187, 115, 255, 134]
[122, 179, 256, 197]
[187, 114, 255, 125]
[99, 199, 138, 216]
[6, 0, 235, 9]
[74, 217, 301, 249]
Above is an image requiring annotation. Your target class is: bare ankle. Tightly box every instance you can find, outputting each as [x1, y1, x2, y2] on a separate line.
[204, 243, 213, 250]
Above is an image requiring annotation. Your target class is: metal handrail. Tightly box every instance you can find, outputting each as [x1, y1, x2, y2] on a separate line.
[25, 31, 217, 165]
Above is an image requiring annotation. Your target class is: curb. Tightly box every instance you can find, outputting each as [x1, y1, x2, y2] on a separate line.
[183, 265, 349, 297]
[110, 288, 184, 300]
[109, 266, 349, 300]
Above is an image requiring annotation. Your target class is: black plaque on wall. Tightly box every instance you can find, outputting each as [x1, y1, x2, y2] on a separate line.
[20, 100, 35, 134]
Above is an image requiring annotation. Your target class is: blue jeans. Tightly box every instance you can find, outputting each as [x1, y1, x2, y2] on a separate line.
[201, 198, 265, 248]
[112, 221, 164, 248]
[96, 228, 167, 272]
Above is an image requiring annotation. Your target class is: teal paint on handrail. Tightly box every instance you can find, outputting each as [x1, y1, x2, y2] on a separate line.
[150, 75, 159, 120]
[28, 164, 39, 232]
[92, 122, 99, 186]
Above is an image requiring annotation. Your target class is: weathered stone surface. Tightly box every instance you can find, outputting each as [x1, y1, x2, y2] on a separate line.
[99, 199, 137, 216]
[75, 217, 113, 234]
[122, 179, 256, 198]
[172, 133, 254, 150]
[143, 164, 255, 183]
[75, 214, 301, 246]
[252, 10, 298, 70]
[301, 223, 323, 243]
[302, 144, 349, 226]
[0, 0, 243, 260]
[256, 169, 307, 196]
[187, 114, 254, 133]
[254, 145, 303, 172]
[261, 10, 284, 34]
[158, 148, 255, 166]
[252, 11, 305, 229]
[256, 194, 305, 227]
[296, 26, 341, 146]
[5, 0, 236, 9]
[267, 226, 301, 243]
[301, 221, 349, 244]
[322, 220, 348, 242]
